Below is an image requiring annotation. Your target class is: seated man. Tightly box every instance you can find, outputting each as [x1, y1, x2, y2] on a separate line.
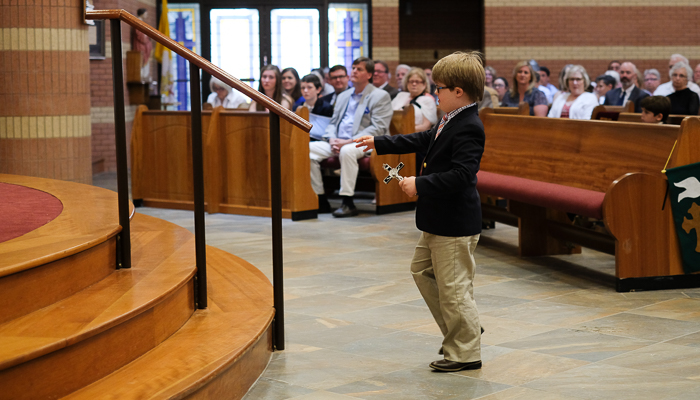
[373, 60, 399, 99]
[320, 65, 351, 107]
[603, 61, 648, 112]
[537, 66, 557, 104]
[640, 96, 671, 124]
[310, 57, 393, 217]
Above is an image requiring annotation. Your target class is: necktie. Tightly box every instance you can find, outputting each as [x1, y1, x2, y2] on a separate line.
[619, 90, 626, 105]
[435, 115, 449, 139]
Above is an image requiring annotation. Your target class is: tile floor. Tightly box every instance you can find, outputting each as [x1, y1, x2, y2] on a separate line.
[94, 173, 700, 400]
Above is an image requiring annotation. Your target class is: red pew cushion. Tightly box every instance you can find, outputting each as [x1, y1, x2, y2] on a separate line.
[476, 171, 605, 220]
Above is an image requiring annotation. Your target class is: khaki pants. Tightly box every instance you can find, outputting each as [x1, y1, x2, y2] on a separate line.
[411, 232, 481, 363]
[309, 141, 368, 197]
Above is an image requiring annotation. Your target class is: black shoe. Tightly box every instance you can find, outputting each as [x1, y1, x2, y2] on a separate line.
[318, 195, 332, 213]
[332, 204, 359, 218]
[439, 327, 484, 355]
[430, 359, 482, 372]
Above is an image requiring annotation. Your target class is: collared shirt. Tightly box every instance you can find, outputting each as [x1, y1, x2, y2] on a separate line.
[620, 84, 636, 105]
[337, 91, 363, 140]
[436, 102, 477, 137]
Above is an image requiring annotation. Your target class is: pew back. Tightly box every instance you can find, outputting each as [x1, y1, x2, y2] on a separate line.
[590, 102, 635, 120]
[493, 102, 529, 115]
[618, 112, 688, 125]
[479, 110, 679, 192]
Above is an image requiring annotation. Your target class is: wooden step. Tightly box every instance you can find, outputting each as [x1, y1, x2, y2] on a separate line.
[0, 174, 133, 324]
[62, 246, 275, 400]
[0, 213, 196, 400]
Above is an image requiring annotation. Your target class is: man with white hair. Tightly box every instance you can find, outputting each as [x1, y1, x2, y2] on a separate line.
[653, 54, 700, 96]
[603, 61, 648, 112]
[695, 63, 700, 86]
[395, 64, 410, 89]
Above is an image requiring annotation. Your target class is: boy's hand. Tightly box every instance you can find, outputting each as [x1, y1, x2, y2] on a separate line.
[354, 136, 375, 151]
[399, 176, 417, 197]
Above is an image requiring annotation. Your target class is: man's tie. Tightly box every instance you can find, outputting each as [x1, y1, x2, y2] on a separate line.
[619, 90, 626, 106]
[435, 114, 449, 139]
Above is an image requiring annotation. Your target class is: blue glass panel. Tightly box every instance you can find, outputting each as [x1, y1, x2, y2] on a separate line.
[328, 3, 368, 72]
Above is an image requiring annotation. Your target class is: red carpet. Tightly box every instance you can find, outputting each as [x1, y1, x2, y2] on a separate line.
[0, 183, 63, 243]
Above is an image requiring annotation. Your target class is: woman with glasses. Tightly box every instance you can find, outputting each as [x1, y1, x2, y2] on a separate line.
[492, 77, 508, 105]
[207, 76, 248, 109]
[500, 61, 548, 116]
[548, 65, 598, 119]
[391, 67, 437, 131]
[667, 62, 700, 115]
[249, 65, 293, 111]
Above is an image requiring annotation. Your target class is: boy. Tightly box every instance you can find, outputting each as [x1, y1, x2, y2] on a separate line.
[355, 51, 485, 372]
[640, 96, 671, 124]
[295, 74, 333, 117]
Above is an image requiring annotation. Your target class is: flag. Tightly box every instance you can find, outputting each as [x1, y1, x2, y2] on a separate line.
[155, 0, 175, 104]
[665, 161, 700, 274]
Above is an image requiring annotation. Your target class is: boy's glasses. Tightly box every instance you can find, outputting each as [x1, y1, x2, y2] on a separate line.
[434, 86, 451, 94]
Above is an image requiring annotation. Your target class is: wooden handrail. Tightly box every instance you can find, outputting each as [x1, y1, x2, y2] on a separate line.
[87, 9, 312, 132]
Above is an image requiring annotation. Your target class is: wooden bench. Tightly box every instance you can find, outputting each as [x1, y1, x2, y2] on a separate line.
[493, 102, 529, 115]
[618, 112, 689, 125]
[590, 101, 635, 120]
[477, 109, 700, 291]
[319, 107, 418, 214]
[131, 105, 318, 220]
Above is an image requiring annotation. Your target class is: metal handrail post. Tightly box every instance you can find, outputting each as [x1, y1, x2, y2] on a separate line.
[269, 112, 284, 350]
[110, 18, 131, 269]
[190, 64, 207, 309]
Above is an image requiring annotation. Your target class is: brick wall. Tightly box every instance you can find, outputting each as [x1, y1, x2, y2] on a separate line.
[90, 0, 156, 173]
[372, 0, 400, 87]
[484, 1, 700, 89]
[398, 0, 482, 71]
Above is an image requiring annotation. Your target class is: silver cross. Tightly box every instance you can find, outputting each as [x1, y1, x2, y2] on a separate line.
[383, 162, 405, 184]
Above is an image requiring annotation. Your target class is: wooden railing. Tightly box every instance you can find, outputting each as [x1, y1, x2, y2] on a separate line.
[86, 9, 311, 350]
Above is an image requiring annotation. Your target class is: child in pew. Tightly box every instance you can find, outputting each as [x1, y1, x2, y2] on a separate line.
[640, 96, 671, 124]
[354, 51, 485, 373]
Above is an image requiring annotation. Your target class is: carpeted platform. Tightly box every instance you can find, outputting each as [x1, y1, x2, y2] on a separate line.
[0, 182, 63, 243]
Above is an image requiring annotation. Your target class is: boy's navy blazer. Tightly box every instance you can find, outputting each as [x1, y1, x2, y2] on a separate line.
[374, 105, 484, 237]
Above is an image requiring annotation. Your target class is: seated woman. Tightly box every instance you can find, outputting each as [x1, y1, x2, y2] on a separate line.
[206, 76, 248, 109]
[282, 67, 303, 106]
[391, 67, 437, 131]
[548, 65, 599, 119]
[493, 77, 508, 105]
[667, 62, 700, 116]
[500, 61, 548, 116]
[249, 65, 293, 111]
[294, 74, 333, 117]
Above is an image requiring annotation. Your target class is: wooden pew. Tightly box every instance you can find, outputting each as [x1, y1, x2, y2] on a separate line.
[320, 107, 418, 214]
[477, 109, 700, 291]
[130, 105, 318, 220]
[618, 112, 688, 125]
[590, 101, 635, 120]
[493, 102, 529, 115]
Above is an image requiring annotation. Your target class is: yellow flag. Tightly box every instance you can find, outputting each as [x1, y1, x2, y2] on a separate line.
[154, 0, 169, 63]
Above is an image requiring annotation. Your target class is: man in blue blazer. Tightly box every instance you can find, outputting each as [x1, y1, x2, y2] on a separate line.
[604, 61, 648, 112]
[309, 57, 393, 217]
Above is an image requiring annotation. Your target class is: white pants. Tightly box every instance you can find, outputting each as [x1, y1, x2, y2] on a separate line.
[411, 232, 481, 363]
[309, 141, 367, 197]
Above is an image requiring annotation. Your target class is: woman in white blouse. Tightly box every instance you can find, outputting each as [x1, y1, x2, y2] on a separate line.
[206, 76, 248, 109]
[548, 65, 598, 120]
[391, 67, 437, 131]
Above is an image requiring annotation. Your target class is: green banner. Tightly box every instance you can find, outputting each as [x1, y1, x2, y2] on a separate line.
[666, 162, 700, 274]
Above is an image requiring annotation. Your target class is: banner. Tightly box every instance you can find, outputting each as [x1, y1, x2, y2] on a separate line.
[155, 0, 175, 104]
[665, 161, 700, 274]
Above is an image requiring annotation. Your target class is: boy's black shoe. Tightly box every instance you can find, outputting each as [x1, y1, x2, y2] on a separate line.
[332, 204, 358, 218]
[430, 359, 482, 372]
[318, 195, 332, 213]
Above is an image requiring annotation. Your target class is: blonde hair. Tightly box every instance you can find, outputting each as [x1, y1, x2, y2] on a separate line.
[509, 61, 537, 98]
[564, 65, 591, 92]
[431, 51, 485, 102]
[402, 67, 430, 94]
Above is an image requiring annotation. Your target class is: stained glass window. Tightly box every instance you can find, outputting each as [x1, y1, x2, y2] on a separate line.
[270, 9, 320, 74]
[328, 3, 368, 71]
[210, 9, 260, 90]
[167, 4, 200, 111]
